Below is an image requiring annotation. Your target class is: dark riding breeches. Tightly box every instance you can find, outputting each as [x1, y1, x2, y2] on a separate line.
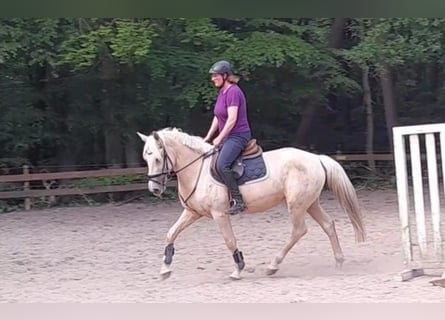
[216, 132, 251, 172]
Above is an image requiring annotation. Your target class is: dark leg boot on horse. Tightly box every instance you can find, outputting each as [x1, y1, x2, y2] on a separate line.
[220, 168, 246, 215]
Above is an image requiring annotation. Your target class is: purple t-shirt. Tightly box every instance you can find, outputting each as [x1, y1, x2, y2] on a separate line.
[213, 84, 251, 134]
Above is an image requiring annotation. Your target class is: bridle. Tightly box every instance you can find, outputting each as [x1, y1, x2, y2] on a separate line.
[146, 134, 215, 209]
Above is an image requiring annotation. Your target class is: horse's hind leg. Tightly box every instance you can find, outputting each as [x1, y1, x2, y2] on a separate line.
[266, 207, 307, 276]
[308, 199, 344, 268]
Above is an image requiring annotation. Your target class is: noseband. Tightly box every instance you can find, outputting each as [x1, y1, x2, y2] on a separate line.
[146, 143, 175, 188]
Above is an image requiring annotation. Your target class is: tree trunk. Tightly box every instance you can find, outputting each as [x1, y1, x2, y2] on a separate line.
[124, 137, 140, 168]
[362, 65, 375, 171]
[54, 88, 77, 171]
[427, 61, 440, 98]
[379, 65, 398, 151]
[328, 18, 347, 48]
[294, 100, 320, 147]
[100, 57, 123, 169]
[118, 66, 142, 168]
[102, 93, 123, 169]
[293, 18, 346, 147]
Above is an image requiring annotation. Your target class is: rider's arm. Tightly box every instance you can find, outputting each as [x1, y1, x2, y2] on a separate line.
[204, 116, 218, 142]
[216, 106, 238, 141]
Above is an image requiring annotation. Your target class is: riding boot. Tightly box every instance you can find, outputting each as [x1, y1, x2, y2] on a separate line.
[220, 168, 246, 215]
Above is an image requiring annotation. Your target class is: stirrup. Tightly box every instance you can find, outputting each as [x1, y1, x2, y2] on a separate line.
[226, 199, 246, 215]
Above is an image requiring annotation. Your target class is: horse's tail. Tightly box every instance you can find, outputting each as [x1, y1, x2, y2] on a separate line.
[318, 154, 366, 243]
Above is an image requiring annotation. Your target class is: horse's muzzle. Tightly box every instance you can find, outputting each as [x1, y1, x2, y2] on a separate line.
[149, 181, 165, 197]
[152, 189, 162, 197]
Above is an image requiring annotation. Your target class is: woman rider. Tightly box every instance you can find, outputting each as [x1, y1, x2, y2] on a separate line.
[203, 60, 252, 215]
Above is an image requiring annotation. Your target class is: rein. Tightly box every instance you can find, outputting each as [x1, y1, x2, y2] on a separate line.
[147, 138, 215, 209]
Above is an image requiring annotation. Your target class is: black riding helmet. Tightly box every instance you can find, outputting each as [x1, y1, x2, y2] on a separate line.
[209, 60, 233, 75]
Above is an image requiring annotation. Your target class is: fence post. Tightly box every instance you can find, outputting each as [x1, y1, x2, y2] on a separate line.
[23, 165, 31, 211]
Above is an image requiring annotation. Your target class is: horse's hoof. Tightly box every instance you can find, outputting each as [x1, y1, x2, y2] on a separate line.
[266, 268, 278, 276]
[160, 270, 172, 280]
[335, 258, 344, 269]
[230, 269, 242, 280]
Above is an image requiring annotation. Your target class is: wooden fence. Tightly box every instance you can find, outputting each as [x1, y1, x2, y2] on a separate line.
[0, 153, 394, 210]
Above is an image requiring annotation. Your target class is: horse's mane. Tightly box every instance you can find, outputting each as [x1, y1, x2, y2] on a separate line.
[157, 127, 214, 154]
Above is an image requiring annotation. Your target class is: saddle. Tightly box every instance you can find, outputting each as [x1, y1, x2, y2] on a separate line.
[242, 139, 262, 158]
[211, 139, 263, 181]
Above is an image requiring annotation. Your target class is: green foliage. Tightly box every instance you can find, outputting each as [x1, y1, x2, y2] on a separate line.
[339, 18, 445, 69]
[0, 21, 21, 64]
[179, 18, 236, 50]
[0, 18, 63, 68]
[228, 32, 319, 70]
[220, 19, 361, 99]
[2, 17, 445, 203]
[57, 18, 158, 69]
[110, 20, 157, 65]
[0, 104, 54, 163]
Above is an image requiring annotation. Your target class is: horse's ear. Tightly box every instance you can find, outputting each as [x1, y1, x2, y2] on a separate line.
[152, 131, 160, 141]
[136, 132, 148, 142]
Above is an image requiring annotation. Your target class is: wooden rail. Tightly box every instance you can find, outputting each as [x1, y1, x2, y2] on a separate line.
[0, 153, 394, 209]
[332, 154, 393, 161]
[0, 167, 147, 183]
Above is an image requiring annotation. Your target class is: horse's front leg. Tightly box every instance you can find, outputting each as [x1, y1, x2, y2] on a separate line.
[213, 213, 245, 280]
[160, 209, 201, 280]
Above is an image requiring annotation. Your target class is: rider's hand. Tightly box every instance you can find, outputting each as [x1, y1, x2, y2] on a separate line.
[212, 137, 222, 147]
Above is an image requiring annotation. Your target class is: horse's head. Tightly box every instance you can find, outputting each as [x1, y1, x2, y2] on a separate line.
[137, 130, 175, 197]
[137, 127, 215, 196]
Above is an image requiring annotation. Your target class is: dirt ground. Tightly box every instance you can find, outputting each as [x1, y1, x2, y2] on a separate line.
[0, 188, 444, 303]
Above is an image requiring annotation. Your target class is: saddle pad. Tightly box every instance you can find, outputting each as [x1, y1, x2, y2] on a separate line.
[211, 155, 268, 186]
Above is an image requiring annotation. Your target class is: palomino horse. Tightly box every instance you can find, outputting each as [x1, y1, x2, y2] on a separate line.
[137, 127, 366, 280]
